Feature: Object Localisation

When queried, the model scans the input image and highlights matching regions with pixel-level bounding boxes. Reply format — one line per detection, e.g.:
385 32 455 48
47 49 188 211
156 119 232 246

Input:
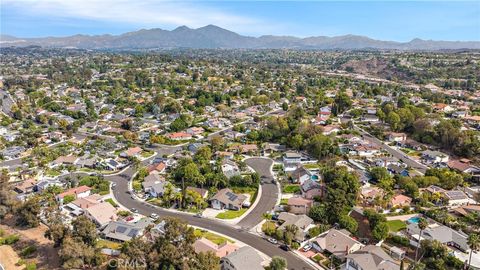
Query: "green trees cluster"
413 118 480 158
257 106 339 160
170 114 193 132
0 170 17 218
16 196 41 228
45 215 103 268
78 175 110 195
119 217 220 270
363 209 389 241
308 166 359 233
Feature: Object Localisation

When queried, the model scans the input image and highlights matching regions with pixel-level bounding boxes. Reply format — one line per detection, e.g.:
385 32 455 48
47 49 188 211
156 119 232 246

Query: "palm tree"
468 233 480 269
414 218 428 265
173 192 183 209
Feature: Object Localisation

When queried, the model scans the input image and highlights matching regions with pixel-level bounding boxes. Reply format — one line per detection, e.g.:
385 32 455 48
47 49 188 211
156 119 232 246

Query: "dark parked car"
279 245 290 251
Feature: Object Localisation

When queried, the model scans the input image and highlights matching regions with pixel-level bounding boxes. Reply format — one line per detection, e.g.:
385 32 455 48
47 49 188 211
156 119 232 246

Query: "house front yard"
216 208 247 219
193 229 234 245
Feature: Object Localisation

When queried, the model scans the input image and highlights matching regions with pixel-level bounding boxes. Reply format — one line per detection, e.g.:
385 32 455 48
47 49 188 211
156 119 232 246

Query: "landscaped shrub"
20 245 37 257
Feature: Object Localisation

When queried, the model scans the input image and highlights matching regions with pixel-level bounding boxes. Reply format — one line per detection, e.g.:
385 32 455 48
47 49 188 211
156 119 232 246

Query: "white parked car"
267 238 278 245
302 244 312 252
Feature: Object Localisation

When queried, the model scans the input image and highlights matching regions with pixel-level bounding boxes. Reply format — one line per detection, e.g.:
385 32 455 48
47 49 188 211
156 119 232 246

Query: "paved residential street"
237 158 279 229
354 125 428 174
105 168 315 270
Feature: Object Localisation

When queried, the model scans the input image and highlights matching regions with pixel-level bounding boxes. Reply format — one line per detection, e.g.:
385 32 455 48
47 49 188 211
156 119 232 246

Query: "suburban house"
52 155 78 166
346 245 400 270
444 190 470 206
121 146 142 158
389 194 412 208
352 144 380 157
421 150 449 164
147 162 166 174
386 132 407 143
84 202 117 228
210 188 248 211
277 212 314 242
221 160 241 179
238 144 258 154
287 196 314 215
263 143 286 155
193 237 238 258
62 194 103 217
301 179 325 200
102 218 152 242
101 159 125 171
322 125 341 135
14 178 37 195
220 246 266 270
56 185 92 205
312 229 364 260
451 205 480 217
143 176 169 198
186 127 205 136
448 159 480 178
283 151 303 172
166 132 192 141
406 221 469 252
290 166 313 184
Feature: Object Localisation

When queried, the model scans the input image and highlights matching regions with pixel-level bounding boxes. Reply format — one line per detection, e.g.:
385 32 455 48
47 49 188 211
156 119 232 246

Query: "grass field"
282 184 300 194
216 208 247 219
387 220 407 232
194 229 234 245
105 198 118 207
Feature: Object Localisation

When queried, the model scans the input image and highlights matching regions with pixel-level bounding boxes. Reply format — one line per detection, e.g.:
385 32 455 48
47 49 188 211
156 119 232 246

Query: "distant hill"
2 25 479 50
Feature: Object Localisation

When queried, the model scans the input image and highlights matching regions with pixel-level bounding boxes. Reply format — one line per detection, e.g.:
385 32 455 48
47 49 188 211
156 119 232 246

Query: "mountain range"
1 25 479 50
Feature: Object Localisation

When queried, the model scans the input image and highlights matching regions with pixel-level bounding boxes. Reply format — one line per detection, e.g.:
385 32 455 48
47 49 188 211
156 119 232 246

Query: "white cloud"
3 0 273 35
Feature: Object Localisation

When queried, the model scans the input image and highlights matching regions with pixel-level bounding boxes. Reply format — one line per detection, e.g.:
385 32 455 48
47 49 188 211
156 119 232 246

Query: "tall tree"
468 233 480 269
269 256 287 270
415 218 428 265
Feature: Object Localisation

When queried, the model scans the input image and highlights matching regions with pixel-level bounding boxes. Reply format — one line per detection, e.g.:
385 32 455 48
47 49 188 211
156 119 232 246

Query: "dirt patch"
1 215 61 269
0 245 23 270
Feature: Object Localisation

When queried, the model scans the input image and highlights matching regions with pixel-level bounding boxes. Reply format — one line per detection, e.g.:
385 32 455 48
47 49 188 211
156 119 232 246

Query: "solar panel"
127 229 139 237
226 192 237 201
116 226 127 233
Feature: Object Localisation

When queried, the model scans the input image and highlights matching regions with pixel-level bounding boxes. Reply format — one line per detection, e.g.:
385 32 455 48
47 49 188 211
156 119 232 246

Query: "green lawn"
280 198 289 205
387 220 407 232
141 150 154 158
132 180 142 191
45 168 61 176
216 208 247 219
105 198 118 207
194 229 234 245
303 163 320 170
282 184 300 194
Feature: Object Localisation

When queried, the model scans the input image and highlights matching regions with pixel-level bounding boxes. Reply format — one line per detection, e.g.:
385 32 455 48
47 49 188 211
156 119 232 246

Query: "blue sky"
2 1 479 41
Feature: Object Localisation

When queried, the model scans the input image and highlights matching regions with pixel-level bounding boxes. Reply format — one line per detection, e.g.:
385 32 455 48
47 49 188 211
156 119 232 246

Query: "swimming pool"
408 217 420 224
